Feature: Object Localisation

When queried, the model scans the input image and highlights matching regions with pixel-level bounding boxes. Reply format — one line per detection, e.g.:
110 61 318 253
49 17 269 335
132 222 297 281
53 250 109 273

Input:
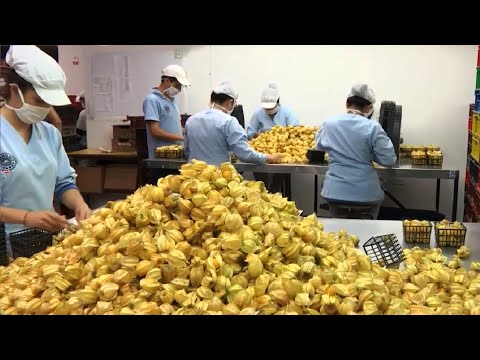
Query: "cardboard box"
104 164 138 191
75 166 105 194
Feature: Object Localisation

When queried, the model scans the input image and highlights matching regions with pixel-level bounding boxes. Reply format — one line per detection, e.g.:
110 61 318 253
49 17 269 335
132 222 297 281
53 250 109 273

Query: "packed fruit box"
155 145 184 159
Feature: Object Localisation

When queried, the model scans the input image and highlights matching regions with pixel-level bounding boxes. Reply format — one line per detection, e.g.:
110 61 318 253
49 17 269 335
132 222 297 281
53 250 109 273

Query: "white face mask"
365 107 374 118
266 106 278 115
163 86 180 98
211 102 235 115
4 84 51 125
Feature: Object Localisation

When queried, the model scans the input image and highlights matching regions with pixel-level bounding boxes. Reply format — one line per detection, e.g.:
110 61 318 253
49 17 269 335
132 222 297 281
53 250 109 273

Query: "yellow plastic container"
473 112 480 137
471 135 480 162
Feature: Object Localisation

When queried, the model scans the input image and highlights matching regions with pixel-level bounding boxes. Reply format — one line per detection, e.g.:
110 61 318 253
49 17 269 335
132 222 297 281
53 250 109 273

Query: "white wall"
58 45 87 96
59 45 477 220
183 45 212 113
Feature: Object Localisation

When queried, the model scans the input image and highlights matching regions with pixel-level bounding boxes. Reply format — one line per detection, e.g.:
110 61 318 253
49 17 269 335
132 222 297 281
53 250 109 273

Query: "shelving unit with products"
464 46 480 222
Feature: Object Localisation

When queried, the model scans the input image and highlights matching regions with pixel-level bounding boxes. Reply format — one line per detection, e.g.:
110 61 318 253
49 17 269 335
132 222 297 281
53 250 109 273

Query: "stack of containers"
476 45 480 111
464 46 480 223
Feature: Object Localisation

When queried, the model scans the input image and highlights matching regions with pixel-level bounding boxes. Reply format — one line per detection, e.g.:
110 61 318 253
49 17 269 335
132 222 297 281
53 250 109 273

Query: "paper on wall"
114 55 133 101
92 75 113 113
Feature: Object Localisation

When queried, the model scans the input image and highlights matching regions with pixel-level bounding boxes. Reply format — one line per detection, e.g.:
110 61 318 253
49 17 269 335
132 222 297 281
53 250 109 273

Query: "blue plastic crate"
475 90 480 112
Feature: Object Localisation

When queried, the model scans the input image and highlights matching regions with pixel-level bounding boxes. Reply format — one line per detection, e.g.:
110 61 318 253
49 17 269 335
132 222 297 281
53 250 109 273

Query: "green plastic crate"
477 67 480 89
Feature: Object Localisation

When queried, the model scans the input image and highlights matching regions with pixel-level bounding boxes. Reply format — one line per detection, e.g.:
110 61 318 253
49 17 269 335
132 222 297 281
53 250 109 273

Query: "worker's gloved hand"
266 154 283 164
24 211 69 233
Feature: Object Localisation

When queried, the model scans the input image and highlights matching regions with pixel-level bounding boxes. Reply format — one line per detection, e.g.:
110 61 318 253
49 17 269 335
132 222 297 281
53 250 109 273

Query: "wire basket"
427 154 443 166
363 234 406 268
411 154 427 165
402 220 432 244
9 228 56 259
154 146 184 159
400 145 413 158
434 222 467 247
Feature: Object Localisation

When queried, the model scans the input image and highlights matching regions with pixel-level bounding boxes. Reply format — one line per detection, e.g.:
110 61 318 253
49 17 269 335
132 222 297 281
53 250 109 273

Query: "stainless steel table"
144 158 460 220
319 218 479 267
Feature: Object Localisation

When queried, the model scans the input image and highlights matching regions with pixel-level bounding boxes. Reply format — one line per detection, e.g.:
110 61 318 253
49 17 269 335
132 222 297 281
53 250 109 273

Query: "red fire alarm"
73 56 79 65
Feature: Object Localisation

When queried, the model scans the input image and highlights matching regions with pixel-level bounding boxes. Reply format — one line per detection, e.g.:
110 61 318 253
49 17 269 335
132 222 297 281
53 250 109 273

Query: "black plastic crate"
9 228 55 259
0 257 8 266
0 226 8 266
434 222 467 247
307 149 326 164
402 220 432 244
0 249 8 266
363 234 406 268
391 105 402 165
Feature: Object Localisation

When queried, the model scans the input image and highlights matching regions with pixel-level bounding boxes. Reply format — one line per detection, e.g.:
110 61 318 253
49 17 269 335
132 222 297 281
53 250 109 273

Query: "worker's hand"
75 202 92 223
266 154 283 164
176 135 184 142
24 211 69 233
253 132 261 139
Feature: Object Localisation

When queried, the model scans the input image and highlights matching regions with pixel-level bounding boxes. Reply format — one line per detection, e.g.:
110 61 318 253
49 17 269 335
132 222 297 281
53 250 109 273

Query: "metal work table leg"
285 174 292 201
453 176 459 221
436 179 441 213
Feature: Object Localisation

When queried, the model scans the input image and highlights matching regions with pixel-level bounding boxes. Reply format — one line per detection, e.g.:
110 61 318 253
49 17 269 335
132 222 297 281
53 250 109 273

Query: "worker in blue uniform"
184 81 282 166
247 82 299 196
143 64 190 183
315 83 396 219
0 45 91 255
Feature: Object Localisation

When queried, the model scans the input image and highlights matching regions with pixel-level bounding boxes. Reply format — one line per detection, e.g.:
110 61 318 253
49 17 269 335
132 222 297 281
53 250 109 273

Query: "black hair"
0 45 10 61
2 68 34 100
346 95 371 109
161 76 178 83
210 91 234 104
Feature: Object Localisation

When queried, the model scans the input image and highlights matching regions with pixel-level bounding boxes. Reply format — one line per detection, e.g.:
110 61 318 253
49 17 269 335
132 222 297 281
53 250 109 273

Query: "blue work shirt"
143 88 182 159
0 116 78 234
316 113 396 203
246 105 299 139
184 108 267 167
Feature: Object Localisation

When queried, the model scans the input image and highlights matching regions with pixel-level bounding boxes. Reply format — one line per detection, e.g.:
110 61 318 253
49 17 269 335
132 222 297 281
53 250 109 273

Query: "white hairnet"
348 83 376 104
162 64 191 86
212 81 238 101
6 45 70 106
261 82 280 109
